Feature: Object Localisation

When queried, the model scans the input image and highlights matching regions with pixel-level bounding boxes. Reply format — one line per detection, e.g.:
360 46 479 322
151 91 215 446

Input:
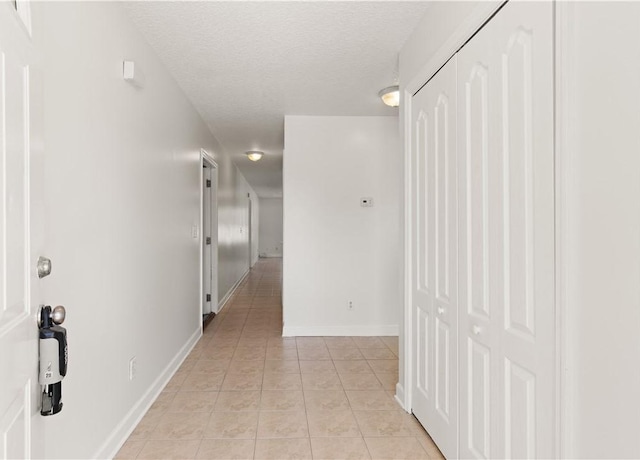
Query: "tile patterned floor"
116 259 444 459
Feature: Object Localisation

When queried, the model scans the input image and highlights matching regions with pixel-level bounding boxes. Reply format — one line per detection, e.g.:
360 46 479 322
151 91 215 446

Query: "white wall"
559 3 640 457
259 198 283 257
217 162 259 305
40 3 256 458
283 116 402 336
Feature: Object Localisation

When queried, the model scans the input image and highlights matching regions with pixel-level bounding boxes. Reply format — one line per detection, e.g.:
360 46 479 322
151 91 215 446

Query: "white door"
411 55 458 459
209 165 218 312
0 2 46 458
202 159 219 315
457 2 554 458
247 197 252 270
202 163 213 315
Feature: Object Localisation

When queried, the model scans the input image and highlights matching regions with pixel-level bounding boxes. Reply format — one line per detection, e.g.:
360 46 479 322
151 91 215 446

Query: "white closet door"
457 2 554 458
411 56 458 460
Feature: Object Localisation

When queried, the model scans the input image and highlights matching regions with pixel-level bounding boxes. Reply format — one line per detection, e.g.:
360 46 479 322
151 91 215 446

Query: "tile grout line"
118 260 417 460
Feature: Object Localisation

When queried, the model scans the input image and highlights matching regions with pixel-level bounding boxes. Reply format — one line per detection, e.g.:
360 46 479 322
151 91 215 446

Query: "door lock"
38 305 67 416
37 256 52 278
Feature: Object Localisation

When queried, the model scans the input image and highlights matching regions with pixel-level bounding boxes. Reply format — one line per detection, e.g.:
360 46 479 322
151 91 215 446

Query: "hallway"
115 259 442 459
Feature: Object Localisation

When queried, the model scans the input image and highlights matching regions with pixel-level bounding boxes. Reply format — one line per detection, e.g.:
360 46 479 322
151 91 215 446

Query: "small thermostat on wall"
360 197 373 207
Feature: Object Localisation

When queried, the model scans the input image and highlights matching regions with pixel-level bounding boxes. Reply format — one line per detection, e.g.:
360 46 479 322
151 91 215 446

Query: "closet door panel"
434 89 455 425
458 2 554 459
502 8 555 459
411 55 458 460
412 102 434 417
458 57 494 460
501 20 539 460
495 3 555 458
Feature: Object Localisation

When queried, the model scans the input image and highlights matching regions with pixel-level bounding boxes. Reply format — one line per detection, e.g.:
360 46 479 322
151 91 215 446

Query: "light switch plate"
123 61 135 80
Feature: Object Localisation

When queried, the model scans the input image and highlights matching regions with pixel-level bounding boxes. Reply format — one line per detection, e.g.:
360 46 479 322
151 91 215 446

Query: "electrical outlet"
348 301 354 310
129 356 137 381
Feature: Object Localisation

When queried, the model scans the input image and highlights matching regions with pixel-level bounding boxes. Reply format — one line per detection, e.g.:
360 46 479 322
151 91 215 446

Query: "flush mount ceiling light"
246 151 264 162
378 85 400 107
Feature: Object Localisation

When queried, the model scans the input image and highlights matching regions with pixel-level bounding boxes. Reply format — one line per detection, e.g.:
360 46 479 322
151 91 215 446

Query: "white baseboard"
282 324 399 337
216 269 250 313
395 382 409 412
95 328 201 460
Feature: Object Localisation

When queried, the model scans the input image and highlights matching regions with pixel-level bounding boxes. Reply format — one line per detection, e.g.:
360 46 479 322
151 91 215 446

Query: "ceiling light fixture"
378 85 400 107
246 151 264 162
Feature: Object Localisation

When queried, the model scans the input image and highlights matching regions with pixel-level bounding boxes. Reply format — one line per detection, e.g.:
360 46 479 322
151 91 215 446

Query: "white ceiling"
123 1 431 198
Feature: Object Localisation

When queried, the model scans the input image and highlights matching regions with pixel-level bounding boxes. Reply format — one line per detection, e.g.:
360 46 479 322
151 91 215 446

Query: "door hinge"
206 179 211 188
206 294 211 302
206 237 211 245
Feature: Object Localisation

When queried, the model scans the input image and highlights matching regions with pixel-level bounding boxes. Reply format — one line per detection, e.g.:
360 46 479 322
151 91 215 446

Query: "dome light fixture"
378 85 400 107
246 151 264 162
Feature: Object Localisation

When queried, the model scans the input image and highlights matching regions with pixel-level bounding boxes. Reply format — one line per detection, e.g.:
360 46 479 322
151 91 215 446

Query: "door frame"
200 150 218 321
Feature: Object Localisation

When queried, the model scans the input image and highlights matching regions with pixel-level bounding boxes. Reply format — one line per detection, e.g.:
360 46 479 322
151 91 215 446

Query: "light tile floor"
116 259 444 459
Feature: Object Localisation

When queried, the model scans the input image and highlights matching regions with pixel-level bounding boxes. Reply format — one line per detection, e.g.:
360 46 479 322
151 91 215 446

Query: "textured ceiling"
123 1 431 197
